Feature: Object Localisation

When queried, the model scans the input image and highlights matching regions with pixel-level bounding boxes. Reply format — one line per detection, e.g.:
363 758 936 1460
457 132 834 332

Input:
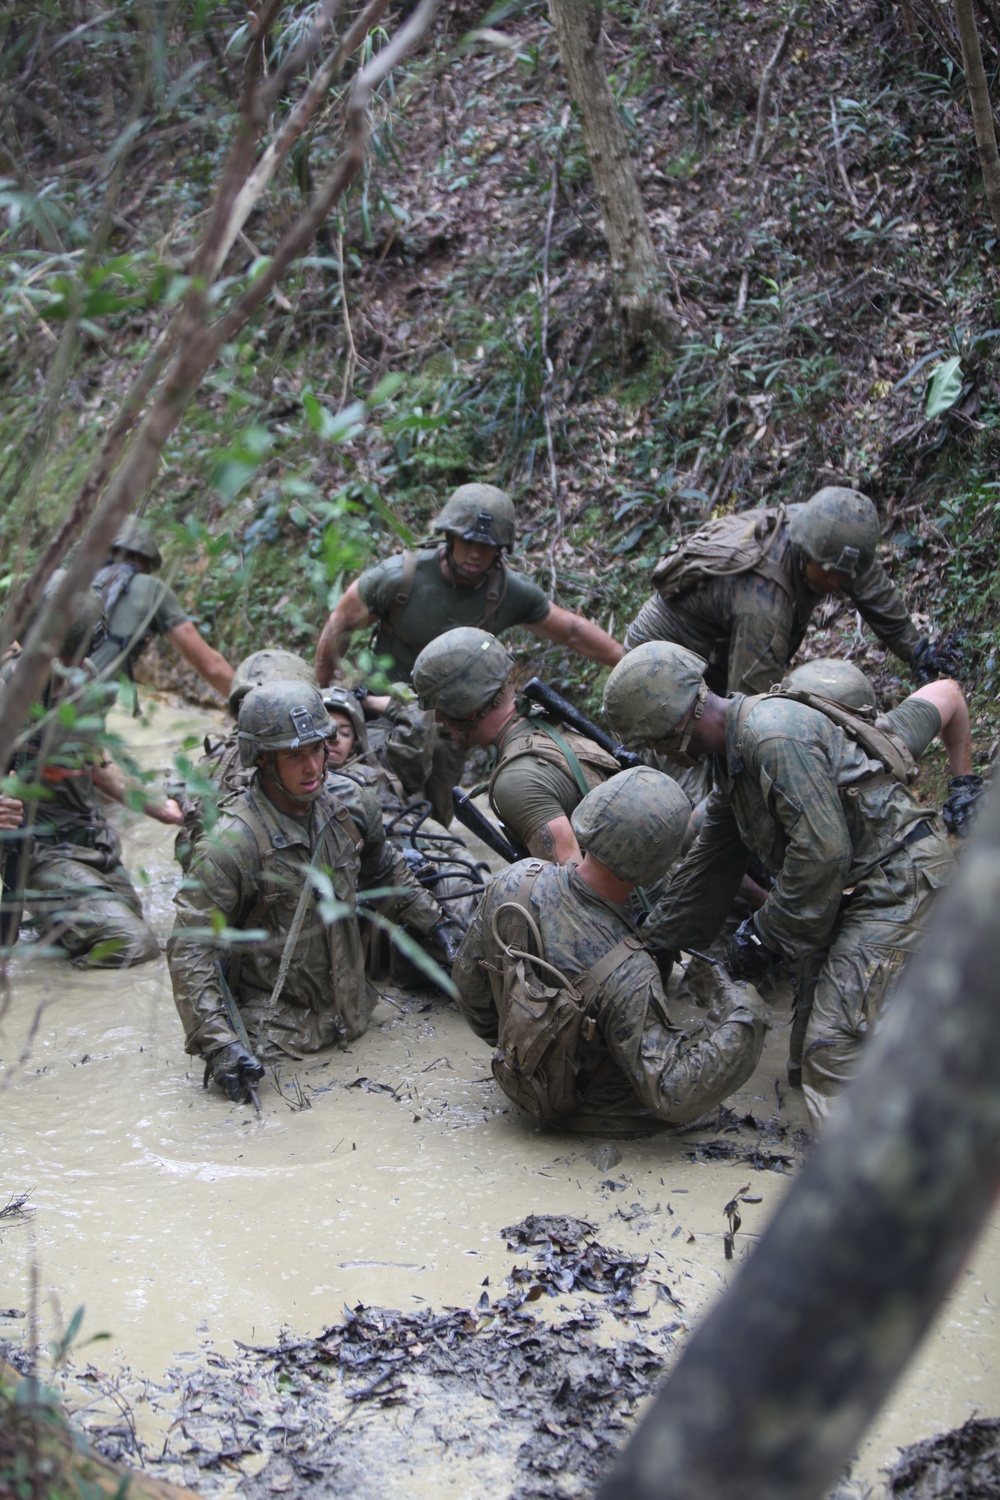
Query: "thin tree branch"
748 18 795 168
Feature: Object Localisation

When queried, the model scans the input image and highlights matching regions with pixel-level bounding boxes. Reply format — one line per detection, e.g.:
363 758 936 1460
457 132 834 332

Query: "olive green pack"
651 506 790 601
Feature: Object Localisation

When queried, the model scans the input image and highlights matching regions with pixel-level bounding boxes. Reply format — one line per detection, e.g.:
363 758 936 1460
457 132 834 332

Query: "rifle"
521 678 643 769
452 787 527 865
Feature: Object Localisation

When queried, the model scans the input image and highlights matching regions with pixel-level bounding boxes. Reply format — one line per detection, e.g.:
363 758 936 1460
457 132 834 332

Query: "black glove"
910 636 944 686
205 1041 264 1103
724 917 777 984
941 773 987 838
428 919 463 967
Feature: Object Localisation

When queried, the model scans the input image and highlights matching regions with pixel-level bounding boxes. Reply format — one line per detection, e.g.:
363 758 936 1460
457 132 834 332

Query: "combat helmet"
412 627 514 719
237 682 330 768
322 685 369 756
602 642 709 751
788 487 880 579
112 517 163 571
572 766 690 885
229 649 315 716
784 657 877 716
434 484 516 550
42 569 106 660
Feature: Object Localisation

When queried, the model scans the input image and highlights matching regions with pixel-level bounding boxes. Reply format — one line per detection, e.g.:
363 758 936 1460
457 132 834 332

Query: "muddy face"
1 697 996 1495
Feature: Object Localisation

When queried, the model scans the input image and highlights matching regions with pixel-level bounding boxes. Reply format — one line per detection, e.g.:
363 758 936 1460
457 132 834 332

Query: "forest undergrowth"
1 0 999 763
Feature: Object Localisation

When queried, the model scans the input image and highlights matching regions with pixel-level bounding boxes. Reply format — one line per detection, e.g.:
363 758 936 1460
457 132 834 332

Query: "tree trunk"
955 0 1000 238
547 0 679 367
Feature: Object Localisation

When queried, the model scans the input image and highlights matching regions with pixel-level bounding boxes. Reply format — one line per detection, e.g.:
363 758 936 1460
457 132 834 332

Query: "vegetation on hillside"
1 0 998 745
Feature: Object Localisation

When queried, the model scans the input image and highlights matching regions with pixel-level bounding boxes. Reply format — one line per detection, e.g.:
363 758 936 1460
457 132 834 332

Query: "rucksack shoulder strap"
479 556 509 633
575 934 645 1006
386 551 420 628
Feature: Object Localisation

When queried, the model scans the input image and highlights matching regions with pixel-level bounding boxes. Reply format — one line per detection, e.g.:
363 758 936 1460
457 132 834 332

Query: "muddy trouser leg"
788 953 824 1089
29 853 160 968
426 732 468 829
800 834 952 1134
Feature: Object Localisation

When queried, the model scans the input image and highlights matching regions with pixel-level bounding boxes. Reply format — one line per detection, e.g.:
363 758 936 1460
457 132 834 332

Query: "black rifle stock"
521 678 643 769
451 788 526 865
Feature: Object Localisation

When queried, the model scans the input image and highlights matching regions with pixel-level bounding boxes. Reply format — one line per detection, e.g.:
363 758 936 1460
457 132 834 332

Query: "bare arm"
92 759 184 825
526 604 623 667
315 580 377 687
911 679 973 775
167 622 234 698
526 815 583 865
0 793 23 830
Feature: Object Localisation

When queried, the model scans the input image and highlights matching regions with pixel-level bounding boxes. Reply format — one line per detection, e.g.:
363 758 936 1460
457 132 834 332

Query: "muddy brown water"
1 697 997 1495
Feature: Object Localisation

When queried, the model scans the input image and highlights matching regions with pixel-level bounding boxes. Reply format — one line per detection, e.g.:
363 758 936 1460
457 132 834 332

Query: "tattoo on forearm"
528 824 556 860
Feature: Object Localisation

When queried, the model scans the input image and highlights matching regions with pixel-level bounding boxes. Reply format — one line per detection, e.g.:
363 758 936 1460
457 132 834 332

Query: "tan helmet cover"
433 484 516 549
783 657 877 714
602 641 708 748
572 765 691 884
789 487 880 578
112 516 163 570
412 627 514 718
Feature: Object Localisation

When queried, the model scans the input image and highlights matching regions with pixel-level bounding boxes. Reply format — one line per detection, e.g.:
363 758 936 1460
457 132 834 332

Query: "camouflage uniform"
625 503 920 696
454 860 763 1130
643 693 953 1128
0 655 158 967
167 772 442 1060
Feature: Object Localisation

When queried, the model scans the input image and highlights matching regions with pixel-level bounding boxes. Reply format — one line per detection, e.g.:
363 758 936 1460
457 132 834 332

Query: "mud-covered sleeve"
350 782 442 933
598 956 765 1123
727 578 796 694
849 558 921 661
744 728 853 960
166 823 252 1057
642 791 750 953
452 896 500 1042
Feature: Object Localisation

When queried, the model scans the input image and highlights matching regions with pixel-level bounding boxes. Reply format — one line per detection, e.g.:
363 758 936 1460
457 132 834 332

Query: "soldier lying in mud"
168 682 461 1105
452 767 767 1132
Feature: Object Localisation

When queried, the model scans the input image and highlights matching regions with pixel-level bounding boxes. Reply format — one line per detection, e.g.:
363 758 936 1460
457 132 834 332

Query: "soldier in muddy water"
452 765 767 1132
167 681 462 1105
412 626 626 865
625 487 949 802
0 576 183 967
602 641 955 1134
314 483 622 825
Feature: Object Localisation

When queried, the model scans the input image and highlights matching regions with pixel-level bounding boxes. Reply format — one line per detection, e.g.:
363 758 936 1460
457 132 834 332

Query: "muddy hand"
205 1041 265 1107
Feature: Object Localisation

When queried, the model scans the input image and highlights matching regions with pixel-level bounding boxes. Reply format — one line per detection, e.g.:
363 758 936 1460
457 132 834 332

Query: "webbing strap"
525 717 593 800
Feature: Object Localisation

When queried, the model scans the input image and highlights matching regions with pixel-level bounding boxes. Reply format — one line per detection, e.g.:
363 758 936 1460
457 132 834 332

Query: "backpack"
487 714 620 806
651 506 791 602
737 688 919 789
490 862 643 1123
92 560 142 674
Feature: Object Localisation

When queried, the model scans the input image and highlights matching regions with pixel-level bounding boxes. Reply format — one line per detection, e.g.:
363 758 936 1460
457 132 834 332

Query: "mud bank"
1 697 997 1496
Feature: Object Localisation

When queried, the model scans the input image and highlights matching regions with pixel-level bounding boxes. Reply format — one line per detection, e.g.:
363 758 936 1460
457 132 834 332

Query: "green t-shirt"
881 696 941 760
357 548 551 678
91 570 189 676
491 755 583 847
